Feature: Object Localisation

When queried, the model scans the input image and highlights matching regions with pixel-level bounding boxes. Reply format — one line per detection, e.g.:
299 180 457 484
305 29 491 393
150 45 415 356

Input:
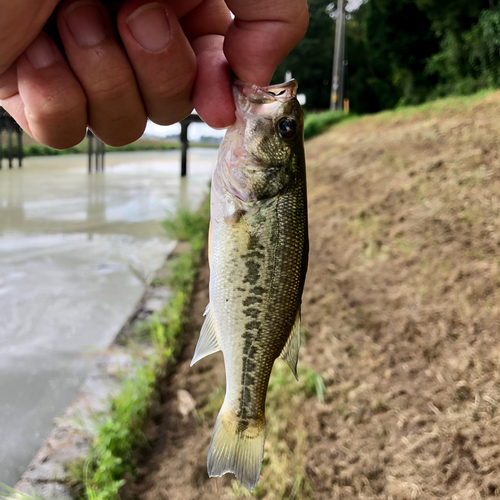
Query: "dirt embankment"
122 92 500 499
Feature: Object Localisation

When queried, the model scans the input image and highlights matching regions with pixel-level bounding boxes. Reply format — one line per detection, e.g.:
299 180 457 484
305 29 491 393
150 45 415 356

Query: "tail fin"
207 406 266 491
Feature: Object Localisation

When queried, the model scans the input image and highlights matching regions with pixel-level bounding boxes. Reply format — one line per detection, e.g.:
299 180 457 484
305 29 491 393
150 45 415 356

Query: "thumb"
0 0 60 74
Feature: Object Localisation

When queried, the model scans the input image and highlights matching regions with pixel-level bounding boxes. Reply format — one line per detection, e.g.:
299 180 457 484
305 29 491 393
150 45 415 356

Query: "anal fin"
191 303 220 366
279 309 301 380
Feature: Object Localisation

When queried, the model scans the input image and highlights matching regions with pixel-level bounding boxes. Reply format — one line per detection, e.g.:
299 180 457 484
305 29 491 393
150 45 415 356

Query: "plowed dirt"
121 92 500 499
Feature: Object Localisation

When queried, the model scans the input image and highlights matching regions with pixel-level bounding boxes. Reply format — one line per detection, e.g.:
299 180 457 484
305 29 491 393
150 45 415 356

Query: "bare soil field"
121 91 500 499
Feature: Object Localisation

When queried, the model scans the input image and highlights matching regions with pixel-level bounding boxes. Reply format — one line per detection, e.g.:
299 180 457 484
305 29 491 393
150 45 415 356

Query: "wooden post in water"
0 114 3 170
7 118 13 169
180 120 188 177
88 130 94 173
16 123 23 167
99 138 105 171
87 130 105 173
0 108 24 169
179 114 204 177
97 140 100 171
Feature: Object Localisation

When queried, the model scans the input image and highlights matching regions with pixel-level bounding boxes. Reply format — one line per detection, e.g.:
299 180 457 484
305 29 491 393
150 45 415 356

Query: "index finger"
223 0 308 86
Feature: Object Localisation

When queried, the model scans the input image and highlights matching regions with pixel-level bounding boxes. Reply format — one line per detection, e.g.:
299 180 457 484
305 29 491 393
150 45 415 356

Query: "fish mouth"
233 79 298 105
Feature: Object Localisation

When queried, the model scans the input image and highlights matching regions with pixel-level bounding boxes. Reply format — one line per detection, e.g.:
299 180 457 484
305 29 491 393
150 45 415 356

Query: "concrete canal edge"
12 244 182 500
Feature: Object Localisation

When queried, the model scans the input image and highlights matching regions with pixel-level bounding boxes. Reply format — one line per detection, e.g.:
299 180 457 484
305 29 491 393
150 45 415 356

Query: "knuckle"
86 74 133 102
150 65 195 103
28 91 86 126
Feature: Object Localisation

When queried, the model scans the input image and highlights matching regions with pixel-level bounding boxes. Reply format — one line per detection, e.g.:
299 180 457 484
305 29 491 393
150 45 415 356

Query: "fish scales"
190 79 308 491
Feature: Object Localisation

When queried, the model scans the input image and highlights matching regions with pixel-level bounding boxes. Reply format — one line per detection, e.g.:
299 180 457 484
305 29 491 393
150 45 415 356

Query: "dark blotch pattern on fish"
237 232 271 427
244 307 260 319
243 296 263 306
243 260 261 285
245 320 261 331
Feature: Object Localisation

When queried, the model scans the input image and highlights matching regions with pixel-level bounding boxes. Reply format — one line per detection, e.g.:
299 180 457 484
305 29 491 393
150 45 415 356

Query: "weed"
72 205 209 500
163 208 209 244
200 386 225 421
304 110 358 139
199 362 324 500
0 484 46 500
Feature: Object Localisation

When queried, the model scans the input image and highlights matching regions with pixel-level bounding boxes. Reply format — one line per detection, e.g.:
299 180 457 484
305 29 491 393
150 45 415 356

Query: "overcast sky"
346 0 365 10
144 120 225 141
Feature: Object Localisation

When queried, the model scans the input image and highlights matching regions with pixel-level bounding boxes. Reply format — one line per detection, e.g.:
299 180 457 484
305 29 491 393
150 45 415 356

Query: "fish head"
216 79 304 204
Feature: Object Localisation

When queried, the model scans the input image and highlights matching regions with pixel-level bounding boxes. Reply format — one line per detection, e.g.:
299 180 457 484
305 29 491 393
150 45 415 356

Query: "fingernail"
25 35 59 69
65 0 106 47
126 3 171 52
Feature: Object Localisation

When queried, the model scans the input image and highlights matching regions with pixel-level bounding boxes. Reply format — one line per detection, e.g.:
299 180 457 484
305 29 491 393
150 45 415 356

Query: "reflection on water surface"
0 149 215 486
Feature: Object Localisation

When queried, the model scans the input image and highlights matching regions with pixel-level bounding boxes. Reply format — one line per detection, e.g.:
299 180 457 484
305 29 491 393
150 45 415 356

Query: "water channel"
0 149 216 486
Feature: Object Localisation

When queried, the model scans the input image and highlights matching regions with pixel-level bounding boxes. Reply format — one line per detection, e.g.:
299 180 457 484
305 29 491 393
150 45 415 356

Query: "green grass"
200 362 325 500
370 88 497 124
303 88 499 141
0 141 180 159
13 139 219 158
0 484 46 500
72 204 209 500
230 363 325 499
304 110 358 139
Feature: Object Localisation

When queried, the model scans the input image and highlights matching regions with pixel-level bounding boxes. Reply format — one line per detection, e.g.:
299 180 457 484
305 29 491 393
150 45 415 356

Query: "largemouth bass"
191 79 308 491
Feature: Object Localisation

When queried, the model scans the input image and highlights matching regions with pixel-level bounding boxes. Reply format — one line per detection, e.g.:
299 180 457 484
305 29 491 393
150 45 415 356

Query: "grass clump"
82 364 157 500
75 205 209 500
304 110 358 139
1 140 180 159
200 362 325 500
0 484 46 500
230 362 325 499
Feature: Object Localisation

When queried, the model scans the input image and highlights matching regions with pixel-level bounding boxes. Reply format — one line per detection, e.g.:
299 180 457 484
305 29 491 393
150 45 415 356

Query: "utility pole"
330 0 346 111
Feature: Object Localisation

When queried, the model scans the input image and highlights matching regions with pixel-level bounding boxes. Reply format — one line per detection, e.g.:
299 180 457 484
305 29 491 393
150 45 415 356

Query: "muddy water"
0 149 216 486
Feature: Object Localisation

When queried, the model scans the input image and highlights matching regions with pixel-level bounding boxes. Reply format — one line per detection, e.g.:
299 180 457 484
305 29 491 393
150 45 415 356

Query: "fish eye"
276 117 297 139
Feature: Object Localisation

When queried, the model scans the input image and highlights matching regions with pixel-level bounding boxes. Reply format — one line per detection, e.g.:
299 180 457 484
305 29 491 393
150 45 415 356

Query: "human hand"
0 0 308 149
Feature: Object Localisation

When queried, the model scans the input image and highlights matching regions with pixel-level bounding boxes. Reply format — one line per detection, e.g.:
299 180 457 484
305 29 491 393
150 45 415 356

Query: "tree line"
273 0 500 113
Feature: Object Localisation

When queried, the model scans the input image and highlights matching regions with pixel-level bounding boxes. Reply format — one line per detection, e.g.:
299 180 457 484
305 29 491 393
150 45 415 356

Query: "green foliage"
274 0 500 114
1 141 179 159
0 484 46 500
162 208 209 246
426 8 500 97
266 363 326 408
304 110 357 139
202 363 325 500
272 0 336 109
105 143 178 153
83 363 156 500
76 205 210 500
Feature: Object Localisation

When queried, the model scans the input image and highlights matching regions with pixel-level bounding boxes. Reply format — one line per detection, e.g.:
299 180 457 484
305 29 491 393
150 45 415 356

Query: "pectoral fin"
279 309 301 380
191 304 220 366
